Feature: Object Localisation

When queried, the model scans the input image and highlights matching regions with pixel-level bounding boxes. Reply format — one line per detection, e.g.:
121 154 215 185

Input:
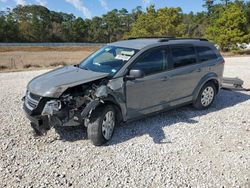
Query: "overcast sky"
0 0 214 18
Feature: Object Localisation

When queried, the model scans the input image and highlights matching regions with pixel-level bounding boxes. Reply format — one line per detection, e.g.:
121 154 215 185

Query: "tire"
193 82 216 110
31 119 50 136
87 105 116 146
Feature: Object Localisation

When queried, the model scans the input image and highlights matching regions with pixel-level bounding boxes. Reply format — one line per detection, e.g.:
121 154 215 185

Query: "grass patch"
49 62 67 67
232 49 250 55
23 64 42 69
221 49 250 56
0 46 100 52
0 65 9 70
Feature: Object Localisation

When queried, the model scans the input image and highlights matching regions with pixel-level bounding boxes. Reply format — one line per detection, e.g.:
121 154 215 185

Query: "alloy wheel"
101 111 115 140
201 86 214 107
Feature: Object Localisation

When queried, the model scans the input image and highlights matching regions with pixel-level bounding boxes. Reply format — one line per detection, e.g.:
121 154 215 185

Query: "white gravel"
0 57 250 187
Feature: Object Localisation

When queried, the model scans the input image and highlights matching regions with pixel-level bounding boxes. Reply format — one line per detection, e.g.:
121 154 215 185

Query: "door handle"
161 76 170 81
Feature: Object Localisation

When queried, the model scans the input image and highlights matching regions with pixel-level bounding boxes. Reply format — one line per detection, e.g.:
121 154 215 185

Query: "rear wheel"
87 105 116 146
193 82 216 110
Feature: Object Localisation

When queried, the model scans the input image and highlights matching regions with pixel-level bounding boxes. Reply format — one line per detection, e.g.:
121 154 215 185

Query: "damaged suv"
23 37 224 146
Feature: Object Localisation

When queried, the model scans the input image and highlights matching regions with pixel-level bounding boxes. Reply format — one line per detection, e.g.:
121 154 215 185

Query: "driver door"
125 47 170 118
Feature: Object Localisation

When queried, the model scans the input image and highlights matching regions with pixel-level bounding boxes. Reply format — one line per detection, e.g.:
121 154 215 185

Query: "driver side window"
132 48 166 76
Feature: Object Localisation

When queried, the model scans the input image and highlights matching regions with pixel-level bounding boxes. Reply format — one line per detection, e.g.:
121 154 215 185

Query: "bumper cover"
23 96 101 127
23 103 45 126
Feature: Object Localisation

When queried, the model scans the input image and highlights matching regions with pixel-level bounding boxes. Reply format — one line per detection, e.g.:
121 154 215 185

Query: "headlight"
42 100 61 116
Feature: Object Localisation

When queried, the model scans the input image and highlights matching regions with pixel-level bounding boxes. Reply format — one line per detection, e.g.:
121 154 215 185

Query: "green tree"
118 8 132 35
12 5 51 42
72 17 87 42
103 9 120 42
244 1 250 33
183 12 208 38
128 5 184 38
0 9 19 42
220 0 231 5
59 13 75 42
87 16 106 42
131 6 143 20
0 2 250 47
203 0 214 15
101 8 132 42
0 12 7 42
206 2 250 51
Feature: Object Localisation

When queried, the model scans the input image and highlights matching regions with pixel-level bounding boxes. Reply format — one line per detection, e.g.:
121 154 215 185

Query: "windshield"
79 46 138 75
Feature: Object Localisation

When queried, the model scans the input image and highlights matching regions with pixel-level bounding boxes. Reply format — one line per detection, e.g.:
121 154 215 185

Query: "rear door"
196 45 222 75
164 45 205 103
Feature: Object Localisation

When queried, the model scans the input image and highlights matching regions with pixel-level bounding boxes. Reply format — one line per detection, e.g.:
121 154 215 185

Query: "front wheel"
87 105 116 146
193 82 216 110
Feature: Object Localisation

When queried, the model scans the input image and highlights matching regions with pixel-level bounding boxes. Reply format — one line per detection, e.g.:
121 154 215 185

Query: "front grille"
29 92 41 101
25 91 41 111
27 100 37 109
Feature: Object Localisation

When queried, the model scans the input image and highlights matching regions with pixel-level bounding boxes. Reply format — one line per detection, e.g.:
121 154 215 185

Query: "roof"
109 39 160 50
109 38 211 50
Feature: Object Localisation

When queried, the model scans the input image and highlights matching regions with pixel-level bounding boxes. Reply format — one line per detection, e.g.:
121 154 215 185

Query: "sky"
0 0 210 19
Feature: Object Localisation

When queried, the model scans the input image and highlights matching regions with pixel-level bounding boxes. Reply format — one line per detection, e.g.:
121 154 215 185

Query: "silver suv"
23 37 224 146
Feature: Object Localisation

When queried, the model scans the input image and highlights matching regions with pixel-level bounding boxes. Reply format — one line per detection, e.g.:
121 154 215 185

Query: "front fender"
95 78 127 121
102 94 126 122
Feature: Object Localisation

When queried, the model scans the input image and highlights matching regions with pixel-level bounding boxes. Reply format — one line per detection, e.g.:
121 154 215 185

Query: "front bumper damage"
22 90 103 135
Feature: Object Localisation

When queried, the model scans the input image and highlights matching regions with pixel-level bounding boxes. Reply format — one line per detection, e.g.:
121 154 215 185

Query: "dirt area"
0 57 249 187
0 46 99 71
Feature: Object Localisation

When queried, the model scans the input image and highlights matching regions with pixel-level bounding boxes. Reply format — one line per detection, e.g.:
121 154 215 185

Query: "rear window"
171 46 197 68
197 46 218 62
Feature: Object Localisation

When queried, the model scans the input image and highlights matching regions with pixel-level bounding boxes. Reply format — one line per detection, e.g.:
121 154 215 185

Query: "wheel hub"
201 86 214 107
102 111 115 140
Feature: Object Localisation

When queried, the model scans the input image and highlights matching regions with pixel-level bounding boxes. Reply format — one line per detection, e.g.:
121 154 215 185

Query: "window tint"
197 46 218 62
132 49 166 75
172 46 197 68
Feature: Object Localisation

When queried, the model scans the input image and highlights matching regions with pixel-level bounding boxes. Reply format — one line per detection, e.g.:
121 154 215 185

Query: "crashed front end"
23 82 107 135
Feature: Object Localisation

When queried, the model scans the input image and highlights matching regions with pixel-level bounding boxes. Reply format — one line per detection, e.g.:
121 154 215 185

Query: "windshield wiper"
79 66 89 70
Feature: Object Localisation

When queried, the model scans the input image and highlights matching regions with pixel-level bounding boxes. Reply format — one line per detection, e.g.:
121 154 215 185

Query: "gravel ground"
0 57 250 187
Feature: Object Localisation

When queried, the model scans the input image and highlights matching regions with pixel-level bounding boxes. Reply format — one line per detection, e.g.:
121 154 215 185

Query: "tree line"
0 0 250 51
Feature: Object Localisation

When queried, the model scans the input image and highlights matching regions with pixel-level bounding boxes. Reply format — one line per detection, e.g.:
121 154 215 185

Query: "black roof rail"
158 38 208 42
126 36 208 42
127 36 175 40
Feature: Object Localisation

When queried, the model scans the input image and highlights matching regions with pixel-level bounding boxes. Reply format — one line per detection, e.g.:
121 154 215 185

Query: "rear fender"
193 73 219 101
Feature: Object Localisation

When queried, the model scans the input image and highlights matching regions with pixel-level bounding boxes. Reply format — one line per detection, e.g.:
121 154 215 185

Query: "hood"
27 65 109 98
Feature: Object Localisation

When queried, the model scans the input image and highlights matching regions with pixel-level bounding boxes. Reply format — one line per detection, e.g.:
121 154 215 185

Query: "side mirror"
125 69 144 80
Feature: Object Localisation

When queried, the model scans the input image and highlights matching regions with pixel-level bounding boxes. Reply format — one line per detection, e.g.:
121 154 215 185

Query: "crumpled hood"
27 66 109 98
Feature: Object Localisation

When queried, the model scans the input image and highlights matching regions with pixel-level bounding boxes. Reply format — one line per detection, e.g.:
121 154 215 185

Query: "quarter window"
171 46 197 68
197 46 218 62
132 49 166 76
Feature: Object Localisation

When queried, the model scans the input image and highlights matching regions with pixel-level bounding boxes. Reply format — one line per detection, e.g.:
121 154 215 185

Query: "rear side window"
197 46 218 62
171 46 197 68
132 49 166 76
